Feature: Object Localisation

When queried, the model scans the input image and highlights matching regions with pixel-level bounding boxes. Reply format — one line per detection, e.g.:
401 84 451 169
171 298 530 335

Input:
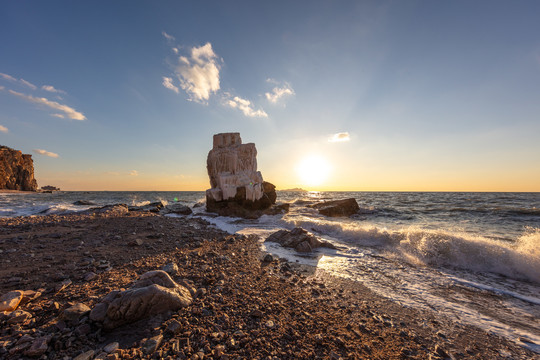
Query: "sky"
1 1 540 191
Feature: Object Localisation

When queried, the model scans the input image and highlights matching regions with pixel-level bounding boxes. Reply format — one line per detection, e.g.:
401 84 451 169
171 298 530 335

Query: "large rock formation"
0 146 38 191
206 133 278 218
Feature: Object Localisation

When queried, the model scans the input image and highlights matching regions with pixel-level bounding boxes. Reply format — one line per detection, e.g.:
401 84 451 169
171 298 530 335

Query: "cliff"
0 145 38 191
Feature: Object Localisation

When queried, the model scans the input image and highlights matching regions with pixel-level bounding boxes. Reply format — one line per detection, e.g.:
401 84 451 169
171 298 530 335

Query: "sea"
1 190 539 353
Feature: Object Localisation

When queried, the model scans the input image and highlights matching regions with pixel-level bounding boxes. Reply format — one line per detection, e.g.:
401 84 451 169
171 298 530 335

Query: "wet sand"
0 209 536 359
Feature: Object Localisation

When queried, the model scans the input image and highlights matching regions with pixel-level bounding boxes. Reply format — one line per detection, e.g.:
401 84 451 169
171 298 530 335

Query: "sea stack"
206 133 277 218
0 145 38 191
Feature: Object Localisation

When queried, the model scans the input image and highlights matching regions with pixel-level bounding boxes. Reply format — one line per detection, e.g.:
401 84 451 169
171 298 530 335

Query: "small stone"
7 310 32 324
162 262 179 275
62 303 91 324
0 290 24 312
250 310 263 318
143 334 163 354
195 288 207 299
84 272 98 281
435 345 449 358
265 320 275 328
75 323 92 336
128 238 144 246
73 349 95 360
103 342 119 353
24 336 51 357
263 254 274 262
166 320 182 335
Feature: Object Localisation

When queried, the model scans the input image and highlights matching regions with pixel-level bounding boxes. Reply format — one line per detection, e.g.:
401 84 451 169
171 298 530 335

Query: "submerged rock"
161 203 193 215
265 227 336 252
309 198 360 217
205 133 277 218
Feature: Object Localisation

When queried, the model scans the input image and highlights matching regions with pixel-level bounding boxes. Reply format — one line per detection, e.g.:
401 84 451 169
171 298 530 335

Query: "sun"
296 155 331 187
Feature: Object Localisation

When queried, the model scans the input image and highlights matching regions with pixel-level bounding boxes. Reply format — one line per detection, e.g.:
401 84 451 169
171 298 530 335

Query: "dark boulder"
265 227 336 253
310 198 360 217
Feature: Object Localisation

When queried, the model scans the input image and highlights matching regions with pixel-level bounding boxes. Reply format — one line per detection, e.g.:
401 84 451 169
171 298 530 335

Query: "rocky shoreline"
0 210 536 359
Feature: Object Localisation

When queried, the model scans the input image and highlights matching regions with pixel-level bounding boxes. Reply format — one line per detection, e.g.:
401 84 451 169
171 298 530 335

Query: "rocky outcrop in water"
265 227 337 252
205 133 278 218
0 145 38 191
309 198 360 217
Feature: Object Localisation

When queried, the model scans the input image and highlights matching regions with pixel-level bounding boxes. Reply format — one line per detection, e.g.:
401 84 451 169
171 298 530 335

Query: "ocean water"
1 190 539 353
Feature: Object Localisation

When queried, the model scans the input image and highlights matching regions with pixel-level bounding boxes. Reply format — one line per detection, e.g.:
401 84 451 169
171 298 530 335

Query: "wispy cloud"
33 149 59 158
129 170 139 176
224 94 268 118
0 73 17 82
8 90 86 120
162 76 179 93
50 113 65 118
20 79 37 90
0 125 8 133
173 43 221 103
329 132 351 143
0 72 37 90
42 85 66 94
162 31 175 41
265 82 295 104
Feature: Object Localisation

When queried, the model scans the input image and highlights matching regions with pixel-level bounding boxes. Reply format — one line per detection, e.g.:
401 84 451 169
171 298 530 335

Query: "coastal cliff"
0 145 38 191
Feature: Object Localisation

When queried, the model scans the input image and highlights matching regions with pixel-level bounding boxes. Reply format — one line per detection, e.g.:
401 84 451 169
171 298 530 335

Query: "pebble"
103 342 119 353
162 262 179 275
0 290 24 312
73 349 95 360
143 334 163 354
61 303 91 324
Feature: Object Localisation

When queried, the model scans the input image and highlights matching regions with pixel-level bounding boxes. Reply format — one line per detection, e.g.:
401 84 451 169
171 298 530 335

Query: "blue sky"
1 1 539 191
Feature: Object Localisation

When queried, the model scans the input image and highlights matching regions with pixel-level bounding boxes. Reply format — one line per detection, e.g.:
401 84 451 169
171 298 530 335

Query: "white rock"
206 133 264 201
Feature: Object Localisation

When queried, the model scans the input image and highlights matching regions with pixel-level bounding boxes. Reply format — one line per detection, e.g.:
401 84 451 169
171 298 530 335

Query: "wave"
283 217 540 283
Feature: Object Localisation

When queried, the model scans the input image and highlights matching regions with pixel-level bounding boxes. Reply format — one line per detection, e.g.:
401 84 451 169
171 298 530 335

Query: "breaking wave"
284 217 540 283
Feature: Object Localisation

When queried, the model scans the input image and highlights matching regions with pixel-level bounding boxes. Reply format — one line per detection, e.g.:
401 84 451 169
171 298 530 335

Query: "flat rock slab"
0 290 23 312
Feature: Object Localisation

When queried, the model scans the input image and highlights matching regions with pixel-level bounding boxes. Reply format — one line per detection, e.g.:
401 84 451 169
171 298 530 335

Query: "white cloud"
173 43 221 103
0 73 17 82
0 73 37 90
42 85 66 94
33 149 59 158
129 170 139 176
8 90 86 120
329 132 351 143
50 113 65 118
225 94 268 118
172 47 179 54
265 83 295 104
162 31 175 41
0 85 4 91
0 125 8 133
20 79 37 90
162 76 179 93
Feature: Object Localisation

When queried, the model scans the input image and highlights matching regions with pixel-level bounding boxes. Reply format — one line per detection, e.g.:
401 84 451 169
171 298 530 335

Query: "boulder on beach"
128 201 165 213
161 202 193 215
205 133 280 218
309 198 360 217
90 270 192 330
265 227 336 253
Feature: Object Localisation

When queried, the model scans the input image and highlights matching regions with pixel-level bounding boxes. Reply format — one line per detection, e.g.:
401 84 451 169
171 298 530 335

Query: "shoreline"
0 210 536 359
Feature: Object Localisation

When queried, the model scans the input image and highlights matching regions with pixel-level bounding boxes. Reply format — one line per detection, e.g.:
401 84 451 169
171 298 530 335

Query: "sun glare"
296 155 331 187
